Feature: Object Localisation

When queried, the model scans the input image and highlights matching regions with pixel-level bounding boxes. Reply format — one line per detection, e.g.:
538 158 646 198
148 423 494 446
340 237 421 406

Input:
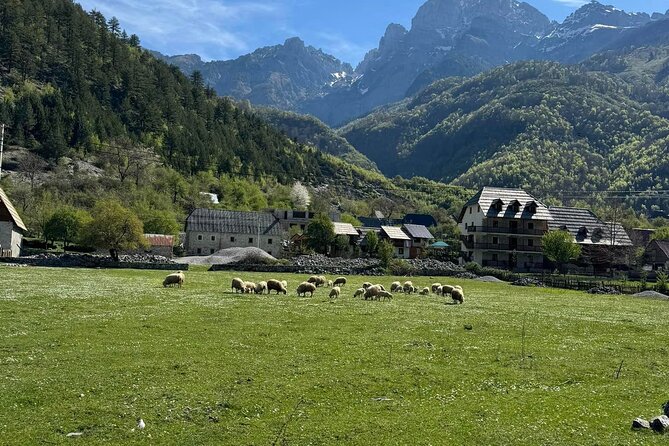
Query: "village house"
185 209 284 257
379 226 411 259
269 209 341 233
458 187 551 272
548 207 633 273
0 188 27 258
141 234 175 259
332 222 360 257
402 224 435 258
644 239 669 270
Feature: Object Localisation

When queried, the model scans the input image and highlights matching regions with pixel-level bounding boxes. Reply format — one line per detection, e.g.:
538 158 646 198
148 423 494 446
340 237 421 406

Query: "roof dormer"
509 200 521 213
491 199 504 213
577 227 589 238
525 201 538 214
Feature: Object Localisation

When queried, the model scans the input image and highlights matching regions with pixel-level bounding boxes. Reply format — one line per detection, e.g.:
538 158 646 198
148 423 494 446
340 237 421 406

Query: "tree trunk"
109 248 119 262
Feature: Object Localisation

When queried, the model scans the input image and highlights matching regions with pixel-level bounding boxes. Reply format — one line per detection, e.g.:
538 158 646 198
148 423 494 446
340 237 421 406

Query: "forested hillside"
0 0 468 240
340 60 669 200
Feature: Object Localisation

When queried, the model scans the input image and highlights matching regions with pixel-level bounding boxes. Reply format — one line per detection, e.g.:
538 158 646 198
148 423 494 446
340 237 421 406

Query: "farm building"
185 209 285 258
332 222 360 257
0 188 26 258
143 234 175 258
645 240 669 270
380 226 411 259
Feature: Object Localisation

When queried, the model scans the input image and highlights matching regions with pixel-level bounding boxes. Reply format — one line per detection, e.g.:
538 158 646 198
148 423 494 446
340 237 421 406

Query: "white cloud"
550 0 589 6
77 0 282 60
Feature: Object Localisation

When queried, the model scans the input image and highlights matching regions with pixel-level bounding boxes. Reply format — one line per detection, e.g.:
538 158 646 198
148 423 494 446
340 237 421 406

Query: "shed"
0 188 27 257
646 240 669 270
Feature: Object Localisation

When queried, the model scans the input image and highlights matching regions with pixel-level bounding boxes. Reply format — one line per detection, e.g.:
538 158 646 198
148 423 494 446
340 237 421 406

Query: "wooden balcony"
466 226 547 236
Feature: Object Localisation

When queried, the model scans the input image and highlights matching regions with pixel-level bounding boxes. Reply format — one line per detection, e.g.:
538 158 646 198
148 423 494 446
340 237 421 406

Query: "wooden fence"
536 275 652 295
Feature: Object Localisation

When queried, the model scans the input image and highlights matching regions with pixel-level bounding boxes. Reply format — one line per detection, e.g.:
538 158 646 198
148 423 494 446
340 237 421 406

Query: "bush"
389 259 416 276
657 272 668 294
465 262 482 275
377 240 394 268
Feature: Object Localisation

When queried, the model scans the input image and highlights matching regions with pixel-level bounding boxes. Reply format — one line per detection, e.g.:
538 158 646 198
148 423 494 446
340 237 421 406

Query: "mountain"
155 38 354 111
254 107 378 171
535 1 656 63
339 60 669 199
159 1 667 126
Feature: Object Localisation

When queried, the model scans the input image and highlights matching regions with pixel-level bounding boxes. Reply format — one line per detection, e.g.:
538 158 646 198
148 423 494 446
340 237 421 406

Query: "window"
478 205 481 212
465 223 468 229
492 237 499 245
268 251 272 256
268 239 273 244
528 223 534 230
197 248 202 254
399 248 404 255
469 207 472 214
249 237 254 244
211 235 216 241
492 253 498 261
210 248 215 254
197 234 203 241
528 239 534 247
492 220 499 228
414 238 420 243
230 236 235 242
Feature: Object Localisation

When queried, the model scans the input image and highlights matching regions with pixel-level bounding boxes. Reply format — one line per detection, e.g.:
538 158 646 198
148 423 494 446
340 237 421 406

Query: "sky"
75 0 669 65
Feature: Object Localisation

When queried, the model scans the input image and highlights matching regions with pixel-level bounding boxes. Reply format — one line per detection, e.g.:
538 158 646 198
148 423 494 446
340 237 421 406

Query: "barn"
0 188 27 257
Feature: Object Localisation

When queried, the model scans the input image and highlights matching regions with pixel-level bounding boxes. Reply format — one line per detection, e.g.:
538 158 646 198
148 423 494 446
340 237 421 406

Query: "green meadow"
0 266 668 445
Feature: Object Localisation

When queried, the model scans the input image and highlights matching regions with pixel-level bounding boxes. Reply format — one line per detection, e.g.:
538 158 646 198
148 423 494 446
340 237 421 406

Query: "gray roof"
381 226 411 241
548 207 633 246
0 188 27 231
186 209 283 236
649 240 669 259
403 224 434 240
460 187 552 222
333 222 359 236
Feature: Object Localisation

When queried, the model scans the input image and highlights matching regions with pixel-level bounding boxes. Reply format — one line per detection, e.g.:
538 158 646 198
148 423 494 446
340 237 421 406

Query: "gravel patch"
178 247 277 266
475 276 505 283
632 290 669 300
587 286 622 295
512 277 545 287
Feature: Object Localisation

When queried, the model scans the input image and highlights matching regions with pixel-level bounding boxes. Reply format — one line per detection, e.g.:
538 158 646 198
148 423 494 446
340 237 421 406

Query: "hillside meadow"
0 266 668 444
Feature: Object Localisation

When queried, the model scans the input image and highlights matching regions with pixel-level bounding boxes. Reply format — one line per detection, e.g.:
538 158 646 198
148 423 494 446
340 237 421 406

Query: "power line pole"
0 124 4 180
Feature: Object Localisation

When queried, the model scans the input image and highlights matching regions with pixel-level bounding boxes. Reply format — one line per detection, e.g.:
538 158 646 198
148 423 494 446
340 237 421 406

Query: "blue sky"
76 0 669 64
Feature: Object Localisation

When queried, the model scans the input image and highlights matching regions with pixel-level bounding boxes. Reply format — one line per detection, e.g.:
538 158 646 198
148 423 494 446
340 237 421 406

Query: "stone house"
185 209 284 258
0 188 26 258
403 224 434 258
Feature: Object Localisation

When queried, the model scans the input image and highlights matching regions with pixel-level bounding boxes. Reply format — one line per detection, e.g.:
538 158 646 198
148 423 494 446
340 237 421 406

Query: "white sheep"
231 277 245 293
377 290 393 301
329 286 341 299
297 282 317 297
390 281 402 292
353 288 365 298
419 287 430 296
403 281 414 293
267 279 287 295
244 282 256 294
451 287 464 304
362 282 373 289
255 281 268 295
431 283 442 293
163 271 185 288
364 285 382 300
441 284 455 296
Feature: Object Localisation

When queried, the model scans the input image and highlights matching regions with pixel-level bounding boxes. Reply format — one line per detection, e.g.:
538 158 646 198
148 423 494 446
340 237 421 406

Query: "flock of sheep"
163 271 465 303
163 270 465 304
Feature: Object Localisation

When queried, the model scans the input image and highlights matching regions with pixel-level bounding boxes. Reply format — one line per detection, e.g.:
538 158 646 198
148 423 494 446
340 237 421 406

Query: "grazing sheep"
329 286 341 299
353 288 365 299
377 290 393 301
254 281 268 295
403 281 414 293
364 285 382 300
266 279 287 295
297 282 317 297
244 282 256 294
441 285 455 296
390 281 402 292
431 283 442 293
163 271 185 288
333 277 347 287
451 287 464 304
376 284 386 291
436 286 443 296
280 280 288 289
307 275 327 287
231 277 245 293
362 282 373 289
327 280 333 287
420 287 430 296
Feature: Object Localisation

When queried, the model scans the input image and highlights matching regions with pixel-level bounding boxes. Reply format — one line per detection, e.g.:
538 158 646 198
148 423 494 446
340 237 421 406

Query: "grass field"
1 266 668 445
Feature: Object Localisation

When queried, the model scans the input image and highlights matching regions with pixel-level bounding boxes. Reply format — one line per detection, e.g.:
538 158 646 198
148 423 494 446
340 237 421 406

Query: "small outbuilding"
0 188 27 257
646 239 669 270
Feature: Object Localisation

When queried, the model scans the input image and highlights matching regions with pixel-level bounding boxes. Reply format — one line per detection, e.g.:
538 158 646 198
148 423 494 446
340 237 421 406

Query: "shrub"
657 272 668 294
465 262 482 275
389 259 416 276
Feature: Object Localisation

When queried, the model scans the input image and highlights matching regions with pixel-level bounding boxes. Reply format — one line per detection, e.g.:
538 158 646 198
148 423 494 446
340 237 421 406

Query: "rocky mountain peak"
283 36 306 52
379 23 408 53
562 1 651 29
